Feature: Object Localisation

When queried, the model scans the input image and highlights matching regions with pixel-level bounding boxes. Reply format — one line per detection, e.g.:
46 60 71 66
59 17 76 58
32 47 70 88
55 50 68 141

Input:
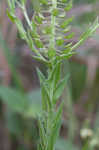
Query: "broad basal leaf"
0 86 42 117
0 86 28 114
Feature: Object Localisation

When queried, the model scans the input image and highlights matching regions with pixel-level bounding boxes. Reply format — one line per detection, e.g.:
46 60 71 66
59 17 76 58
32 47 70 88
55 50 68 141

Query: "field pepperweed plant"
7 0 99 150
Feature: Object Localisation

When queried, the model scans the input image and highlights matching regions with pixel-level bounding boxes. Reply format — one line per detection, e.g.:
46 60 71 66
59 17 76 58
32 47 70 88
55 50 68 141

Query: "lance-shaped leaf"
47 61 61 101
53 74 69 104
36 68 46 85
48 61 61 87
38 118 47 148
37 68 51 111
47 102 63 150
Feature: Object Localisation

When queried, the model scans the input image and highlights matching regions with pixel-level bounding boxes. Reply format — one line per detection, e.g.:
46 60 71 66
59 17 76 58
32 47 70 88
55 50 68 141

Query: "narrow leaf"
36 68 46 84
47 102 63 150
37 68 51 110
48 61 61 87
53 74 69 104
38 118 47 148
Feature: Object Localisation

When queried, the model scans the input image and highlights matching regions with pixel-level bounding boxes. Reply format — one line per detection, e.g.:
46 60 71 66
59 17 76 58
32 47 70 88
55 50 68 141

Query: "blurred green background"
0 0 99 150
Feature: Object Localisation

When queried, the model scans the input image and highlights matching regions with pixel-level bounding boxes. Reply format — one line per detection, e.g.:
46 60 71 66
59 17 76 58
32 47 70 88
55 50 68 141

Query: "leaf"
0 86 28 114
0 86 42 117
52 102 64 130
36 68 46 84
47 102 63 150
53 74 69 104
38 118 47 148
36 68 47 110
54 62 61 88
41 86 51 111
48 119 61 150
47 62 61 102
37 68 51 110
26 89 42 117
48 61 61 88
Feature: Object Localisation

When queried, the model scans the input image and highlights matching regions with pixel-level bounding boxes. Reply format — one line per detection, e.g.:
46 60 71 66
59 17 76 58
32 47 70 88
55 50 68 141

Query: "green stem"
71 23 99 51
23 7 32 30
50 0 57 49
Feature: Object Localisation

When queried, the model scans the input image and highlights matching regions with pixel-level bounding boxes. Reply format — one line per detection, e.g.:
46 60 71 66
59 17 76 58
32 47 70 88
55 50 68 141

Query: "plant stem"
71 23 99 51
50 0 57 49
